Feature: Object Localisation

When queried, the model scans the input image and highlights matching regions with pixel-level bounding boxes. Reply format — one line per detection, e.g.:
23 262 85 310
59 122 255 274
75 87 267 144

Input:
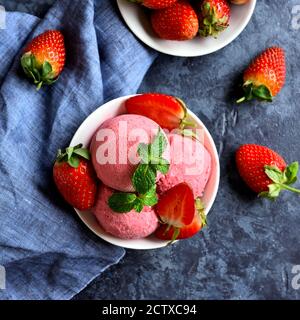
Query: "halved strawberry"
125 93 194 131
155 198 206 240
155 182 195 229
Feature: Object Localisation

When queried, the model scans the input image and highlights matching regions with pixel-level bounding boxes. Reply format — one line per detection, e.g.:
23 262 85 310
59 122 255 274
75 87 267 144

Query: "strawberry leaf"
264 165 285 184
260 162 300 200
42 61 52 78
284 162 298 185
68 155 79 168
73 148 90 160
252 85 273 102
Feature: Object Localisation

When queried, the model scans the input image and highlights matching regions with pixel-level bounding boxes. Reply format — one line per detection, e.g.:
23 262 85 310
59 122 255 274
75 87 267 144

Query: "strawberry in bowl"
117 0 257 57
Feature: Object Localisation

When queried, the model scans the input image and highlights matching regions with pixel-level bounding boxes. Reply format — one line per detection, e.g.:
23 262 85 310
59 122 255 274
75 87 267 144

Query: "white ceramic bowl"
70 95 220 249
117 0 256 57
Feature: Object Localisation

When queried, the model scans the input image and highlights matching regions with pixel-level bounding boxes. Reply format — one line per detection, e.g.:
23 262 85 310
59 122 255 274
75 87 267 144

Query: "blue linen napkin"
0 0 157 300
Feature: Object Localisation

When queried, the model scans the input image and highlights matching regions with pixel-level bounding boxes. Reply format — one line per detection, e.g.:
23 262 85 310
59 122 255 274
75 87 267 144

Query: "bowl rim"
116 0 257 57
70 95 220 249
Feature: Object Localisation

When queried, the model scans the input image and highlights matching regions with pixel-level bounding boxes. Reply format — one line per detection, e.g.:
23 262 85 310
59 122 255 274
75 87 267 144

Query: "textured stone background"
2 0 300 299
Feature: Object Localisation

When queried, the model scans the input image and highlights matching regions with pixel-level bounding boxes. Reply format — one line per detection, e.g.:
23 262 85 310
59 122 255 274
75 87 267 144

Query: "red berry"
21 30 66 89
198 0 231 38
236 144 286 194
53 145 98 211
125 93 190 131
151 1 199 41
237 47 286 103
134 0 178 9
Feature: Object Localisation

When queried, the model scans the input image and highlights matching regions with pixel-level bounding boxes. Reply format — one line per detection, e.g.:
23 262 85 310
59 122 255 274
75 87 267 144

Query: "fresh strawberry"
155 182 195 232
125 93 194 131
130 0 178 9
198 0 231 38
53 144 98 210
236 144 300 199
150 1 199 41
21 30 66 90
155 198 206 240
237 47 286 103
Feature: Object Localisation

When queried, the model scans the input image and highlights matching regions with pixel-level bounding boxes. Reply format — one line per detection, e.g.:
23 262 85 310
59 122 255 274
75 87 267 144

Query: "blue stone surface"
2 0 300 299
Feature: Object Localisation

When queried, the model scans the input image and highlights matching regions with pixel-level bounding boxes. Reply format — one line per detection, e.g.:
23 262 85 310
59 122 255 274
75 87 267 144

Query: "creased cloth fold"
0 0 157 299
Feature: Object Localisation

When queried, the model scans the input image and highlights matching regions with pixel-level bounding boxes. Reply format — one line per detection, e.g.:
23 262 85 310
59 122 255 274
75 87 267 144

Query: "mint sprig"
108 129 169 213
259 162 300 200
108 188 158 213
133 128 170 194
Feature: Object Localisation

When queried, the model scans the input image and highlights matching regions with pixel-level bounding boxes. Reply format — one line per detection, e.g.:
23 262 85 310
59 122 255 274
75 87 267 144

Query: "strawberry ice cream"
93 185 159 239
157 134 211 197
90 114 170 192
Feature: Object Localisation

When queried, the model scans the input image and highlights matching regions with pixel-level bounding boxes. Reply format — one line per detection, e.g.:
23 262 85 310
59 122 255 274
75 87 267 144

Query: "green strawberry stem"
180 119 196 128
199 2 228 38
237 81 273 103
175 97 196 129
259 162 300 199
278 184 300 194
56 144 90 168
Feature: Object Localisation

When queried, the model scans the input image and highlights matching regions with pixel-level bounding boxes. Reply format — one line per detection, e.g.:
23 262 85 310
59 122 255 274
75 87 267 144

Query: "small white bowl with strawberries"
117 0 256 57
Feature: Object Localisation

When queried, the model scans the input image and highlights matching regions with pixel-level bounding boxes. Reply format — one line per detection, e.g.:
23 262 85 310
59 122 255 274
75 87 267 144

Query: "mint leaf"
132 163 156 194
264 165 285 184
138 143 150 164
108 193 137 213
141 187 158 206
133 198 144 213
152 162 170 174
150 128 168 159
284 162 299 185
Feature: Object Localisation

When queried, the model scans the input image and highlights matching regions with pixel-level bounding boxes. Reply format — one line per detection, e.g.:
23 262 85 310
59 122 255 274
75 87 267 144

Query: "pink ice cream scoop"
93 185 159 239
90 114 170 192
157 133 211 198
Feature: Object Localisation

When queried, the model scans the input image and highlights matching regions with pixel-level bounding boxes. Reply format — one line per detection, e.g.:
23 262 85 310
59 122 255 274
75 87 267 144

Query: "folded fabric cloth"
0 0 157 300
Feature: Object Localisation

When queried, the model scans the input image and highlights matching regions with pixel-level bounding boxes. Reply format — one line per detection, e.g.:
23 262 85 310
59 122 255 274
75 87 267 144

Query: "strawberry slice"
125 93 194 131
156 182 195 229
155 198 206 240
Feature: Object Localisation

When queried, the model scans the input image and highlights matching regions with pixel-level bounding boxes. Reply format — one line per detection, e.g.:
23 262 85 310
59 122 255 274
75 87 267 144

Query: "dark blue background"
2 0 300 299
